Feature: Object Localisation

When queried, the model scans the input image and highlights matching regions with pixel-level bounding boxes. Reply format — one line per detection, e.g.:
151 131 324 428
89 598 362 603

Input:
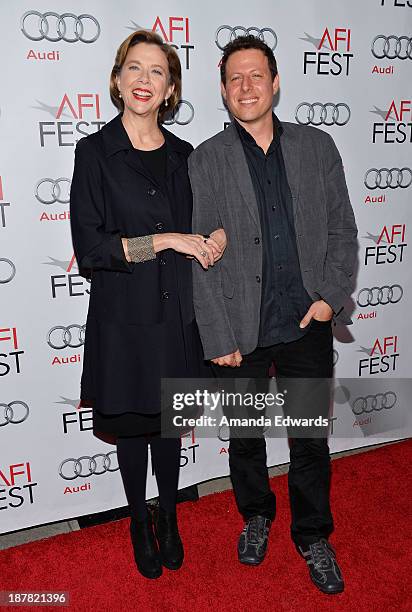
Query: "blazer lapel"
123 150 155 184
280 124 302 209
223 125 260 229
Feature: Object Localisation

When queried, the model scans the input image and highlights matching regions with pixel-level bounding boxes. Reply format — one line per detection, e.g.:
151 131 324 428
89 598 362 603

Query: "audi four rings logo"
372 35 412 59
357 285 403 307
218 424 230 442
35 178 71 205
0 259 16 284
295 103 351 126
47 325 86 350
163 100 194 126
59 452 119 480
333 350 339 366
352 392 397 416
215 26 278 50
21 11 100 43
364 168 412 189
0 402 30 426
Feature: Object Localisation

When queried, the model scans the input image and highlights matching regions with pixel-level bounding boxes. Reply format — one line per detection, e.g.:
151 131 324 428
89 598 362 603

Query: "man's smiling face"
221 48 279 126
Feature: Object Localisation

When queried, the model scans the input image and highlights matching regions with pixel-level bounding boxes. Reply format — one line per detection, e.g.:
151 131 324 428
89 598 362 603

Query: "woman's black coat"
70 114 198 415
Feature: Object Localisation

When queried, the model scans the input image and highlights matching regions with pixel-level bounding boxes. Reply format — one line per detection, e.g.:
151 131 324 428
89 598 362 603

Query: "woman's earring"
164 98 168 107
118 92 122 98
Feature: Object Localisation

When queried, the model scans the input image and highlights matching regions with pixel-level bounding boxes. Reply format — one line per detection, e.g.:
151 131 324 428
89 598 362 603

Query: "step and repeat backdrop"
1 0 411 533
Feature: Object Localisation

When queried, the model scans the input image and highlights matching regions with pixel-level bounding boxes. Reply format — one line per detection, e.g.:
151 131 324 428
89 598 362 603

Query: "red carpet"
2 441 411 612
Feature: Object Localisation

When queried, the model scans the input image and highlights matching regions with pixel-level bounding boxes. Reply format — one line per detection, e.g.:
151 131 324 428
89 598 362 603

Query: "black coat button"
155 222 164 231
161 290 169 300
256 275 261 283
159 257 166 266
148 187 157 196
254 237 260 245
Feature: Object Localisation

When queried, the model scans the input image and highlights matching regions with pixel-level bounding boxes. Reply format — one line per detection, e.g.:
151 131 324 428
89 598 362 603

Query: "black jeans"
212 319 334 547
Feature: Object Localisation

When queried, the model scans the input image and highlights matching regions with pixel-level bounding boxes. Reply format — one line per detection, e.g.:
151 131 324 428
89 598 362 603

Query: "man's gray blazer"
188 121 358 361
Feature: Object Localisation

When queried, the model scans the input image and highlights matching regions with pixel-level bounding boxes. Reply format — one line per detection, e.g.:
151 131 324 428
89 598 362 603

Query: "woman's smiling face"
116 42 174 120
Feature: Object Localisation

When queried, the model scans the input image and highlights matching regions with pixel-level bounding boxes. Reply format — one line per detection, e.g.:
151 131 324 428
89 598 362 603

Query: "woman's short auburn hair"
110 30 182 122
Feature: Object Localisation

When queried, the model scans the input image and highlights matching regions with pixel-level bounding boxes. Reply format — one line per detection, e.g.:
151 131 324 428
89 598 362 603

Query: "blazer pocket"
222 267 235 299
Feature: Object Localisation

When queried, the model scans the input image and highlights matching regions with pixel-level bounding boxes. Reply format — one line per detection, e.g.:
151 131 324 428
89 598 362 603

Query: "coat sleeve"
188 149 238 360
70 137 132 273
314 133 358 316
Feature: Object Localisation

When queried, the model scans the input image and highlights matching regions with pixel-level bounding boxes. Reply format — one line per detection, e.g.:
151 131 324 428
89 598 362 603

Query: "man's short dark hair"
220 35 278 85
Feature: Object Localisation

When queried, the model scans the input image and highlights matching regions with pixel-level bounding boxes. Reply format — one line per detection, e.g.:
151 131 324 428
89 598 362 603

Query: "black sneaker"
238 515 271 565
298 538 344 594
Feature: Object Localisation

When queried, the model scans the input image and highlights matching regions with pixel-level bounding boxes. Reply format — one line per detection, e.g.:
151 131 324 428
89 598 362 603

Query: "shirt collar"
234 112 283 151
102 113 188 157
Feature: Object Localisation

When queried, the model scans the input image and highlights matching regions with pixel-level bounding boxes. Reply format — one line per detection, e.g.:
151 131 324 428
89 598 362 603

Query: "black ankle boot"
154 507 184 570
130 515 162 579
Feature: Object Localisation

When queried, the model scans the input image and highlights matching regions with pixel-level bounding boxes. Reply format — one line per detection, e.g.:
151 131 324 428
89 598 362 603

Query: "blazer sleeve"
314 133 358 315
188 149 238 360
70 137 132 273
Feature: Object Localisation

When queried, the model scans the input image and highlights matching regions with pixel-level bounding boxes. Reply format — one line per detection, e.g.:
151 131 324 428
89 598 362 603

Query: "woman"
70 30 225 579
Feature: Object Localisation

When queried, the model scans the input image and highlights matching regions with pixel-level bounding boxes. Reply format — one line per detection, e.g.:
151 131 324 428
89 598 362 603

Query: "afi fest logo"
357 336 399 376
371 99 412 143
380 0 412 6
0 327 24 377
128 16 194 69
364 224 407 265
36 93 106 147
0 176 10 229
0 462 37 511
179 430 199 467
301 27 353 76
56 396 93 434
44 253 90 298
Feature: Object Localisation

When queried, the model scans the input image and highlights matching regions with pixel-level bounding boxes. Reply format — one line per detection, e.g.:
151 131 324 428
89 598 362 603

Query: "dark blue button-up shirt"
235 114 312 346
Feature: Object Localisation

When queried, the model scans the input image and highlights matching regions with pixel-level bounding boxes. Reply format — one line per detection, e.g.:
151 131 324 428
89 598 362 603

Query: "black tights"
117 434 181 521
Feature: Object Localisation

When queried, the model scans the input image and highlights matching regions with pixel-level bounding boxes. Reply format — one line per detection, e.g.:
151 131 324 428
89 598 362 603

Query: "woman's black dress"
86 140 207 437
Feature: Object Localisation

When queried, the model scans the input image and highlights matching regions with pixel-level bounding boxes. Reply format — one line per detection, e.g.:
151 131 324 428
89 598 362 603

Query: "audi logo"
352 392 397 416
0 258 16 284
0 401 30 426
47 325 86 350
217 424 230 442
357 285 403 307
372 35 412 59
59 452 119 480
35 178 71 205
295 102 351 126
217 419 271 441
364 167 412 190
333 349 339 366
21 11 100 43
163 99 194 126
215 25 278 51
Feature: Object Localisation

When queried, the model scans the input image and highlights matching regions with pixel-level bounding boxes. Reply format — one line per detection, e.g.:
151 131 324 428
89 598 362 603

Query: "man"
188 36 357 595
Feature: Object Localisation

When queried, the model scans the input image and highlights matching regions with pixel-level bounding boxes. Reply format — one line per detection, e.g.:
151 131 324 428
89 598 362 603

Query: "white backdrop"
1 0 411 533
